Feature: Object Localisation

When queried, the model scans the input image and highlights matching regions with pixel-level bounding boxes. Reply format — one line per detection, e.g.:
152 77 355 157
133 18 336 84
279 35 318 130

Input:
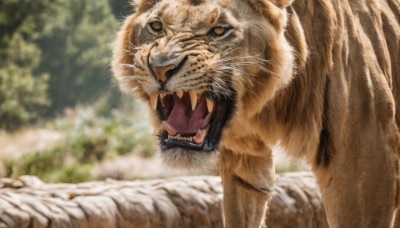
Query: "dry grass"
0 128 63 160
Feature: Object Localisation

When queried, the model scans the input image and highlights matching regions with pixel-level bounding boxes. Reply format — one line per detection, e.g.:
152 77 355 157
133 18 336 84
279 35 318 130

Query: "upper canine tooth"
206 98 214 113
150 91 158 110
189 90 197 110
176 90 183 99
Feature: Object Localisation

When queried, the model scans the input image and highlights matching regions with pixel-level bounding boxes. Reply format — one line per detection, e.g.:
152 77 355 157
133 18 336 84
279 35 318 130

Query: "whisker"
118 64 137 69
217 54 262 61
227 63 280 77
215 66 273 90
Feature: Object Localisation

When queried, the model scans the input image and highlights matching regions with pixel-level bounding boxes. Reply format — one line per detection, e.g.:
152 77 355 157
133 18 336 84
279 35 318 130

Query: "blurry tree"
37 0 118 114
0 0 135 130
0 0 59 130
109 0 134 20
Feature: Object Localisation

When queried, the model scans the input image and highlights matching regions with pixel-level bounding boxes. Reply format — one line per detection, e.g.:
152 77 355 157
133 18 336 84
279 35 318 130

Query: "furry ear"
271 0 294 8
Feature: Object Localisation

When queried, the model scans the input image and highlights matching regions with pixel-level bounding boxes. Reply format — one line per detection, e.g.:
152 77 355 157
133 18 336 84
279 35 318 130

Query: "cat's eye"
149 21 163 32
212 27 228 36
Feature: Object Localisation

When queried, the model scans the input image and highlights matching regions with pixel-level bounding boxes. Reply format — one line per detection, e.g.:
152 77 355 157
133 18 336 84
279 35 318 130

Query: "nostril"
150 56 188 82
152 64 175 82
165 68 175 79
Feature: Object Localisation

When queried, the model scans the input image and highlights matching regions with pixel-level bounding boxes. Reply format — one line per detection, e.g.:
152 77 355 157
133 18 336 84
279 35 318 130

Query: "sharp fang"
189 90 197 110
150 91 158 110
206 98 214 113
176 90 183 99
193 129 206 144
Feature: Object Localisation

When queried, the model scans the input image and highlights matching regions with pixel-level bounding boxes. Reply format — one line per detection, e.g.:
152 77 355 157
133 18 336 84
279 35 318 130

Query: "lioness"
112 0 400 227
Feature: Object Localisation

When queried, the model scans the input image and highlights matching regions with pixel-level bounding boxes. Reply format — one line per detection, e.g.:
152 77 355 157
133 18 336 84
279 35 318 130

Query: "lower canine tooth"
193 129 206 144
150 91 158 110
189 90 198 110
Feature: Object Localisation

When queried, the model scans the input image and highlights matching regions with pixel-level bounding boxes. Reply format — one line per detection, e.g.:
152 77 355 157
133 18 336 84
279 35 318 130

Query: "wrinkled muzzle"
148 35 192 83
134 33 235 153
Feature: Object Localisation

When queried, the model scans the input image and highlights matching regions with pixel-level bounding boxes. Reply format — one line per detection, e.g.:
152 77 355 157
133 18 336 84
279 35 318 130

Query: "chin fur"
161 147 219 170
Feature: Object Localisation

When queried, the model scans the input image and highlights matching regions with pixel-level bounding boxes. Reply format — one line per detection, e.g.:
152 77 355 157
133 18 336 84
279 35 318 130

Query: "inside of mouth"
160 92 214 144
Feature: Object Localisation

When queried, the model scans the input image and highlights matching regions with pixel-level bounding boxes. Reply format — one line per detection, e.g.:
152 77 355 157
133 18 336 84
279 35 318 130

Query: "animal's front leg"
220 149 275 228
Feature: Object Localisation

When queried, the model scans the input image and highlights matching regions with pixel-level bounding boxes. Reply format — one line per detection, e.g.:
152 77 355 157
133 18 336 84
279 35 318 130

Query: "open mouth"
151 90 233 152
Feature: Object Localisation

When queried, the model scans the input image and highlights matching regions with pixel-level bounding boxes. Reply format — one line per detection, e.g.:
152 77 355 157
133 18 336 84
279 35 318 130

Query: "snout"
149 54 188 82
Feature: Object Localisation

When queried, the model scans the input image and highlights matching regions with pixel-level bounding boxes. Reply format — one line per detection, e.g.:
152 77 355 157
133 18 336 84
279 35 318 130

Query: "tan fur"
112 0 400 227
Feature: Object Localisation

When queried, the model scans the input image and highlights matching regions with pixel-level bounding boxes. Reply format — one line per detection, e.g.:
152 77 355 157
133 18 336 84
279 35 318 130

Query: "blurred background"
0 0 308 183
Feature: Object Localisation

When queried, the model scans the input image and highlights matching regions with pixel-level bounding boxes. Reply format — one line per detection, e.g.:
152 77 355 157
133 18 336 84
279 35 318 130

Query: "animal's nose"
151 64 176 82
149 55 187 82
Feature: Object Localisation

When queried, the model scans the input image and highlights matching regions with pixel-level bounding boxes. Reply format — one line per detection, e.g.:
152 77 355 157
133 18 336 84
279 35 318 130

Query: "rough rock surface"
0 172 328 228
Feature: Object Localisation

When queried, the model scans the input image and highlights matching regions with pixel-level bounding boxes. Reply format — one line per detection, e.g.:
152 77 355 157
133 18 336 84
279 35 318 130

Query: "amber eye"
149 21 163 32
212 27 227 36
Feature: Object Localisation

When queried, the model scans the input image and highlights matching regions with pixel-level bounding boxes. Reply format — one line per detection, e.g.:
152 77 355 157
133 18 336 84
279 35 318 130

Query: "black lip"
160 131 208 150
158 91 235 152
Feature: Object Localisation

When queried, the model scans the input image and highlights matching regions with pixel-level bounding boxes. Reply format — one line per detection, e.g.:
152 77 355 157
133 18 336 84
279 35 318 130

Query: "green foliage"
0 0 132 130
109 0 134 20
0 0 60 49
0 64 49 130
37 0 119 113
0 0 57 130
5 145 93 183
5 101 155 183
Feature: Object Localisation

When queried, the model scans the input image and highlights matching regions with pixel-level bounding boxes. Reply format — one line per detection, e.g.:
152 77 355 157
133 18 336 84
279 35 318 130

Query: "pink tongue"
166 95 207 134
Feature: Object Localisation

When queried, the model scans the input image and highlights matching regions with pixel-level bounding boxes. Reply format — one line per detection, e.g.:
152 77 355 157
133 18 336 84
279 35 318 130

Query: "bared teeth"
169 134 193 142
166 128 208 144
206 98 214 113
189 90 198 110
150 91 158 110
162 121 177 136
176 90 183 99
193 129 207 144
